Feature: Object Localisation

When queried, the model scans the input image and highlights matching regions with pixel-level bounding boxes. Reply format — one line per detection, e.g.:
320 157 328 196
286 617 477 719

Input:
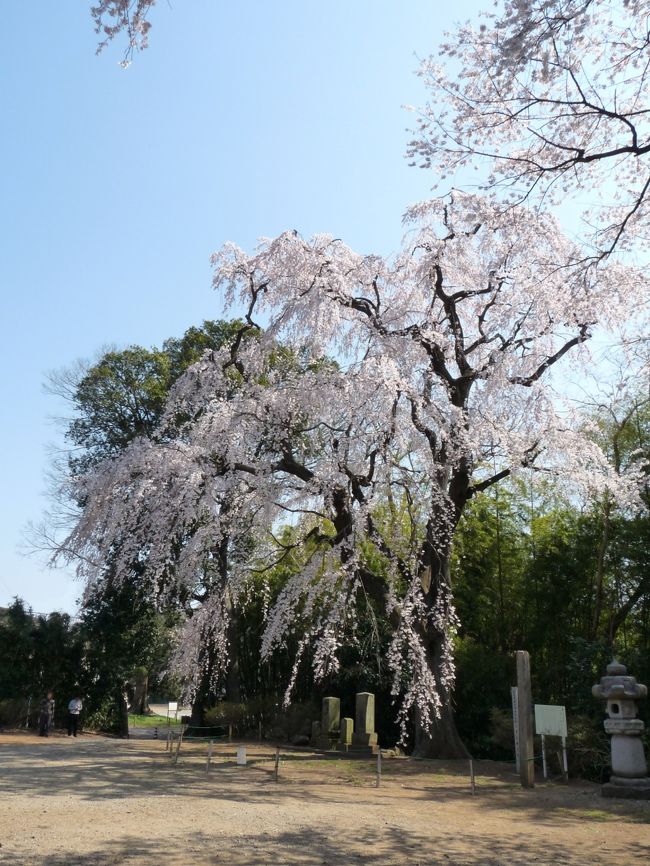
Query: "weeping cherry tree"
53 195 645 756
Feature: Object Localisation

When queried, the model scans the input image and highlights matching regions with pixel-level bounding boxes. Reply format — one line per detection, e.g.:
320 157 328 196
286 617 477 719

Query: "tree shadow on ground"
1 738 648 828
3 824 648 866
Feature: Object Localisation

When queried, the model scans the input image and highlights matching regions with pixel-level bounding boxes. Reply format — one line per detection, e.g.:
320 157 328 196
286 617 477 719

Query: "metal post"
228 723 232 743
258 720 262 743
541 734 547 780
206 739 214 774
469 759 476 795
376 748 382 788
274 747 280 782
561 737 568 782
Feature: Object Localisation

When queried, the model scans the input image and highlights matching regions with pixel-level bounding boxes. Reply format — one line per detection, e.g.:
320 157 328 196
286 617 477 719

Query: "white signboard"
534 704 567 738
168 701 178 718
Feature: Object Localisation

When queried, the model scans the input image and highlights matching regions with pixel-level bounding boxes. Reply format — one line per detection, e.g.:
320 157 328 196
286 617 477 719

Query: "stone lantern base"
602 776 650 800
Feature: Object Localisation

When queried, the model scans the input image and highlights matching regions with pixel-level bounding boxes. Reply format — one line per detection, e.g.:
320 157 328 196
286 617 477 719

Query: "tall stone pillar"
352 692 378 751
317 697 340 750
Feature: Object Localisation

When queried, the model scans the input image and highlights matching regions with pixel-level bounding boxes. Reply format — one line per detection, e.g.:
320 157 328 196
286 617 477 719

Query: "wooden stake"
174 728 184 765
274 747 280 782
376 748 382 788
469 759 476 795
206 739 214 774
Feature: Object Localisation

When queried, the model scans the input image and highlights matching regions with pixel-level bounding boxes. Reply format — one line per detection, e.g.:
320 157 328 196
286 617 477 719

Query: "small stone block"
351 731 378 747
340 717 353 746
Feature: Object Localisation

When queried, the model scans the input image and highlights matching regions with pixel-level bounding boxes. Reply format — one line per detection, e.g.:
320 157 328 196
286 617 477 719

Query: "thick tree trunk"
364 491 468 758
412 503 469 759
190 695 205 726
116 688 130 738
225 599 242 704
413 704 469 759
130 668 148 715
411 623 469 759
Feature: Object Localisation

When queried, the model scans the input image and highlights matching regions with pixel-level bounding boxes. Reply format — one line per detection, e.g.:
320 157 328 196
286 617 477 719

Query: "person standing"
38 691 55 737
67 695 83 737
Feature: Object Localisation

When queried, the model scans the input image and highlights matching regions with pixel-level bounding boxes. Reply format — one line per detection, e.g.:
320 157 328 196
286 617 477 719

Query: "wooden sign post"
516 650 535 788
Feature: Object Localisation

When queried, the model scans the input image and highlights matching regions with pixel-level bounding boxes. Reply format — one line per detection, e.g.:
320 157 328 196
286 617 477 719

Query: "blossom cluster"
408 0 650 257
91 0 155 64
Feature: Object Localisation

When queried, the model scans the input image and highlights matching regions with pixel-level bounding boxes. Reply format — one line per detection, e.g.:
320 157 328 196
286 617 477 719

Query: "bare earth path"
1 732 648 865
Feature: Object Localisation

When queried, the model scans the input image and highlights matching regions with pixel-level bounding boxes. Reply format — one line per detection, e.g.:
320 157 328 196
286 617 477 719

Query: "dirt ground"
1 731 648 866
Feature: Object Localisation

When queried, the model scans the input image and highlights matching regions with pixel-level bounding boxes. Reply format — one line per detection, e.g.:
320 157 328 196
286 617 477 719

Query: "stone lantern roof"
592 660 648 702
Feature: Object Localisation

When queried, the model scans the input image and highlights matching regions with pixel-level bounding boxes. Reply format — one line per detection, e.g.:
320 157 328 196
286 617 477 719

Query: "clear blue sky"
0 1 478 614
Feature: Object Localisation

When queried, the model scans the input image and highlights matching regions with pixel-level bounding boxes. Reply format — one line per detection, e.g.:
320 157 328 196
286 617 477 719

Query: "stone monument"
351 692 378 753
339 717 354 751
317 696 340 750
593 660 650 799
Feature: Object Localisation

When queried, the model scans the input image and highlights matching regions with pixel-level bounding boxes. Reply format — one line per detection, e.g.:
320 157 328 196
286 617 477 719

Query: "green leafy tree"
0 599 84 728
45 321 246 728
61 320 245 474
79 579 177 735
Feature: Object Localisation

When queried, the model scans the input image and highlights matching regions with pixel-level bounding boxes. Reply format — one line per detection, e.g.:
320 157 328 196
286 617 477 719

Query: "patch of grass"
128 713 171 728
557 808 618 822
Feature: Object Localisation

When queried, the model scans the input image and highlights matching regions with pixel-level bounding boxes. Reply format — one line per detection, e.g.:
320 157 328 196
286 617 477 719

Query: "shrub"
567 715 611 782
204 698 318 740
0 698 28 727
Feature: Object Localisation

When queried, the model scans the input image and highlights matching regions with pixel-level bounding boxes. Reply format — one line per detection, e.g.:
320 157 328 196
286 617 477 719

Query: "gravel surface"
1 732 648 865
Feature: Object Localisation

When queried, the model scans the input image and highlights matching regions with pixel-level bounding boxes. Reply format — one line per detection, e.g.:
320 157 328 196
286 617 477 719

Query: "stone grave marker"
318 696 340 750
352 692 378 752
339 717 353 751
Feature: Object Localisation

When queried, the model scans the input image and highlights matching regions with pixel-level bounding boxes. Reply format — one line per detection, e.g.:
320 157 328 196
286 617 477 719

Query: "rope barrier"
160 737 583 791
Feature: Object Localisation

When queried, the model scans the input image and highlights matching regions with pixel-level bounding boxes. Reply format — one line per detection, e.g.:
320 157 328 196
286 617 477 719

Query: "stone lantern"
592 660 650 799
